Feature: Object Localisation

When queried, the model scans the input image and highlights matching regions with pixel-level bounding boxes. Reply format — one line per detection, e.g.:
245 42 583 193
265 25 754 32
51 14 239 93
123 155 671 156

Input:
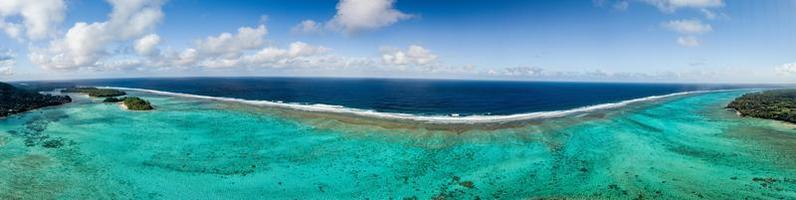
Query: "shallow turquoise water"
2 90 796 199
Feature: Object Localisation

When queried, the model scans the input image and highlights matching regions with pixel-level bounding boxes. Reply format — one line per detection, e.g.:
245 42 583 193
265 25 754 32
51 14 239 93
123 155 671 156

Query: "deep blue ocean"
28 77 758 116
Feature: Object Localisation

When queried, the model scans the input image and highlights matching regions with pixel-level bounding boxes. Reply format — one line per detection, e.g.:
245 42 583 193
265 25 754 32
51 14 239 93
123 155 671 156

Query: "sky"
0 0 794 83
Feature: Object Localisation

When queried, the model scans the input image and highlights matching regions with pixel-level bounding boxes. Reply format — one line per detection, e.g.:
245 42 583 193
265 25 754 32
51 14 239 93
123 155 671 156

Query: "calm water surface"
1 88 795 199
51 77 755 115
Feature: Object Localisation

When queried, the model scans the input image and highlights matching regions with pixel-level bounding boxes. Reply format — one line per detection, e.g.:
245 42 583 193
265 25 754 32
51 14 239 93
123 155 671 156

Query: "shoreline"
98 87 738 127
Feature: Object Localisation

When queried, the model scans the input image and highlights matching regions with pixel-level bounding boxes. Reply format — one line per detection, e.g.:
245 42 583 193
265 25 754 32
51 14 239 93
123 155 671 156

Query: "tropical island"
61 87 153 110
104 96 154 110
62 87 126 97
727 89 796 123
0 82 72 117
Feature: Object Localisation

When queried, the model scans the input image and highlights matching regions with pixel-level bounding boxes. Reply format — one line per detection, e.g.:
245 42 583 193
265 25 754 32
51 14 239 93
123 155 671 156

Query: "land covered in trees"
104 97 154 110
62 87 126 97
727 89 796 123
0 82 72 117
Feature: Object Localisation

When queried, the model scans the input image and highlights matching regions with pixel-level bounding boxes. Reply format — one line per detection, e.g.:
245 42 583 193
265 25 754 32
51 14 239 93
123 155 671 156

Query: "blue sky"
0 0 794 83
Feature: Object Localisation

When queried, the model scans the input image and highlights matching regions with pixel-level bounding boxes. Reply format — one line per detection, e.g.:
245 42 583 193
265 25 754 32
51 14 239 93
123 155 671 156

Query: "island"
0 82 72 117
727 89 796 123
62 87 126 97
104 96 154 110
103 97 124 103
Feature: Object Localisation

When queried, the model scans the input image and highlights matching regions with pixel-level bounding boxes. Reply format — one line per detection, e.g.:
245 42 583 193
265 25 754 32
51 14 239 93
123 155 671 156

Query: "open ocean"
60 77 750 116
3 77 796 199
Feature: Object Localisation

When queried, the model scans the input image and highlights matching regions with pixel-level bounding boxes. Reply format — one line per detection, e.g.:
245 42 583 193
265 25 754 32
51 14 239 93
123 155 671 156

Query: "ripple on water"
0 90 795 199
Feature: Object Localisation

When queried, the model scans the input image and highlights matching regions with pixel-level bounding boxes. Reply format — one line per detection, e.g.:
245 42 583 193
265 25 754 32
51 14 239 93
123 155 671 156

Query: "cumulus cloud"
776 63 796 75
663 19 712 34
502 66 545 76
175 48 198 66
0 67 11 76
151 24 276 68
29 0 165 70
595 1 723 47
642 0 723 12
327 0 413 33
381 45 438 66
176 42 448 74
0 49 13 61
0 0 66 40
663 19 711 47
597 0 724 13
291 20 322 34
146 22 336 69
134 34 160 56
0 50 14 76
194 25 267 57
373 45 481 74
488 66 717 82
49 20 359 71
1 0 435 76
216 41 332 68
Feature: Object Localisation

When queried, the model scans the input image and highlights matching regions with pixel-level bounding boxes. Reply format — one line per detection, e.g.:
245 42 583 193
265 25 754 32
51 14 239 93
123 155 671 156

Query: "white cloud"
177 42 448 74
0 49 13 61
288 41 330 57
18 1 353 72
327 0 413 33
699 8 729 20
97 58 144 71
642 0 723 12
156 24 270 68
503 66 545 76
488 66 716 82
700 9 716 19
194 25 267 57
134 34 160 56
0 67 11 76
163 34 335 69
291 20 322 34
676 36 701 47
176 48 198 66
595 1 723 48
776 63 796 75
663 19 712 34
0 50 14 76
220 41 332 68
663 19 711 47
0 0 66 40
381 45 438 66
0 20 24 40
90 21 347 70
29 0 165 70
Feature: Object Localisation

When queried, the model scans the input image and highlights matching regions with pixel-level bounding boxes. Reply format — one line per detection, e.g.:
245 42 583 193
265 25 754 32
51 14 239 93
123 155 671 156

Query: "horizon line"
8 75 796 86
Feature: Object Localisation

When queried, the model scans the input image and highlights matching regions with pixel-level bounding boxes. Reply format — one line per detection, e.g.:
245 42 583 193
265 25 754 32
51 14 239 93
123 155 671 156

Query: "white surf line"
100 86 732 124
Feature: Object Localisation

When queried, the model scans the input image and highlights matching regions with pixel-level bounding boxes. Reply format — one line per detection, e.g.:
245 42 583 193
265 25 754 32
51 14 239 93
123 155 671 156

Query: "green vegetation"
102 96 154 110
62 87 126 97
122 97 154 110
727 89 796 123
103 97 124 103
0 82 72 117
13 82 77 92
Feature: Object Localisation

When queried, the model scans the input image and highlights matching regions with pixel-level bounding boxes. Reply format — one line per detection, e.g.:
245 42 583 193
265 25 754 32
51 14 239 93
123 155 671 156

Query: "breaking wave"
102 86 719 124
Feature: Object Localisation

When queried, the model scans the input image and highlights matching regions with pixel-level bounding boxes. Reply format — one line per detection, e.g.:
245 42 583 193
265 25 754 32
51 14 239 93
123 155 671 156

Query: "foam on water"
102 86 725 124
2 88 796 199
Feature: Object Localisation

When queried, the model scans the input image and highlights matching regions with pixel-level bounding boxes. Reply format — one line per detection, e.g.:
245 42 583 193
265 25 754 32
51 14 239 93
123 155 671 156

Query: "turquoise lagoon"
1 90 796 199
